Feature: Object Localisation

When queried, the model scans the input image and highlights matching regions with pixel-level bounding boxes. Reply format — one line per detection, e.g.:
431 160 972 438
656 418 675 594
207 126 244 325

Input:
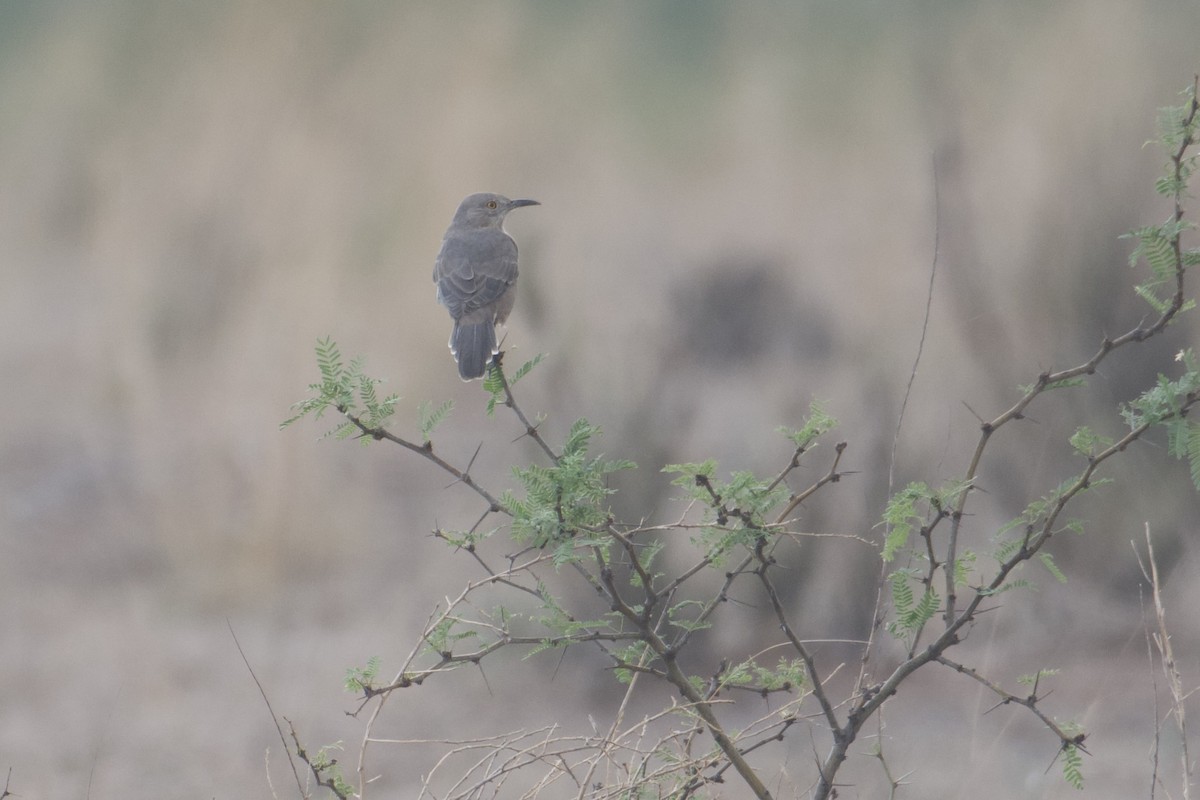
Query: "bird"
433 192 540 380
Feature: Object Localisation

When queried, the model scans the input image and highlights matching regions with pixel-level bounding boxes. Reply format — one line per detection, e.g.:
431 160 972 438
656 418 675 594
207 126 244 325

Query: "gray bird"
433 192 540 380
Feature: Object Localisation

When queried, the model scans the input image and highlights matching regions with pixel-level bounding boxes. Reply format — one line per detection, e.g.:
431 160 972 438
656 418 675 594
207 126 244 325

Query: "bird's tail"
450 320 497 381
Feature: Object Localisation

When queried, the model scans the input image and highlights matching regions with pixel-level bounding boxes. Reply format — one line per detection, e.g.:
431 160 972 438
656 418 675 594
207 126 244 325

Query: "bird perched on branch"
433 193 540 380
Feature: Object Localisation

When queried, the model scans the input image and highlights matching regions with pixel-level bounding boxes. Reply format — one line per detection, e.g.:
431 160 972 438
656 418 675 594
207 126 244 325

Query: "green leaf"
882 482 932 562
1134 282 1171 314
328 420 357 441
1039 552 1068 583
662 460 722 506
1017 668 1060 686
563 418 597 458
953 550 977 587
667 599 713 633
1188 422 1200 490
437 525 499 550
283 338 357 429
777 401 838 449
280 395 328 429
888 571 915 620
344 656 381 692
418 399 454 442
663 460 717 483
1123 363 1200 429
1068 426 1112 458
483 365 504 415
506 419 632 547
1062 743 1084 790
977 578 1033 596
1062 518 1086 535
316 336 344 385
907 588 939 629
885 568 939 641
424 618 478 655
510 353 546 384
613 642 654 684
283 338 406 441
484 354 545 415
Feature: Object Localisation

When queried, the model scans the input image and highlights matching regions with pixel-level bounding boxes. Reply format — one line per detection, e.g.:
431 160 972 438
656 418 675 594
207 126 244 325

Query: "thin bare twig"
756 568 839 734
340 405 507 514
773 442 847 524
891 151 941 499
1134 523 1194 800
228 619 306 798
491 352 561 464
1140 581 1164 800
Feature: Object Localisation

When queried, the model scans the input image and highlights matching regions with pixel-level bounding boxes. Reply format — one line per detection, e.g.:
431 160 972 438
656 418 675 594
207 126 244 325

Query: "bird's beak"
509 198 540 209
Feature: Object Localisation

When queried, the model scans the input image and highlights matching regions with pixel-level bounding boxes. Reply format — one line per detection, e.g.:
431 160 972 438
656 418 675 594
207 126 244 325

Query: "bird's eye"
486 200 498 209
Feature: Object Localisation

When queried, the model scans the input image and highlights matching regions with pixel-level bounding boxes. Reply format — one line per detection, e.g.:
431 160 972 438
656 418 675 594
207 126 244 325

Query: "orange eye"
486 200 497 209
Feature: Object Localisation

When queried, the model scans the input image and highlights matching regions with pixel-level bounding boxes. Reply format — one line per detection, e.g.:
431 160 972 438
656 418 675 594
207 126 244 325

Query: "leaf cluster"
1125 83 1200 313
483 353 544 415
881 480 967 562
502 419 635 551
344 656 381 693
885 569 938 643
280 337 400 441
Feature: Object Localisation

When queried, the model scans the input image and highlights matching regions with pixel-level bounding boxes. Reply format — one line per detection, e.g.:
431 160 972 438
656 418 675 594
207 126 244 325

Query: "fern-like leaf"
316 336 344 385
483 354 545 415
777 401 838 449
1038 552 1068 583
419 399 454 442
1062 743 1084 789
510 353 546 384
889 571 914 619
1187 421 1200 490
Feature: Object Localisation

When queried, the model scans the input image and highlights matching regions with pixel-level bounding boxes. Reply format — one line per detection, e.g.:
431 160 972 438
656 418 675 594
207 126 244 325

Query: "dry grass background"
1 1 1198 796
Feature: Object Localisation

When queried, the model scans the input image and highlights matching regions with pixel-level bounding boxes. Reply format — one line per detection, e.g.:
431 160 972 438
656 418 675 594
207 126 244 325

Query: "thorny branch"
935 656 1088 750
1134 524 1194 800
942 81 1199 625
283 84 1200 800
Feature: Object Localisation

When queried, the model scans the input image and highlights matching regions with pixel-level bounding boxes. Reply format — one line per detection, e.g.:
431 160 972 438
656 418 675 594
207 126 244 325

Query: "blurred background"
2 1 1198 796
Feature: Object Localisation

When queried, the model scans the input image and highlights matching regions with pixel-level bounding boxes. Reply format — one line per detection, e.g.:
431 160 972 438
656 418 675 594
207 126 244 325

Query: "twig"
491 353 561 464
575 650 648 800
1134 523 1193 800
288 719 351 800
935 656 1088 751
891 151 941 500
339 405 507 514
943 82 1199 625
756 568 839 734
228 619 305 798
1140 583 1163 800
773 442 847 524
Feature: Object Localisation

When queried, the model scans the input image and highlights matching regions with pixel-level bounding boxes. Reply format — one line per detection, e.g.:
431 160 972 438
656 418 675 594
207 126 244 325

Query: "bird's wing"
434 232 519 320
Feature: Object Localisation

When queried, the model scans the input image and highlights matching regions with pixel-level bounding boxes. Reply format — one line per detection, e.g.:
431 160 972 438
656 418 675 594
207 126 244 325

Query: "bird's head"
452 193 540 229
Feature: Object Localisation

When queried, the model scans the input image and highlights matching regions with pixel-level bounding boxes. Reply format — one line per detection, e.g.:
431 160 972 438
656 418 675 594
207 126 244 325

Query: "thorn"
510 423 543 445
464 441 484 473
982 699 1008 715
